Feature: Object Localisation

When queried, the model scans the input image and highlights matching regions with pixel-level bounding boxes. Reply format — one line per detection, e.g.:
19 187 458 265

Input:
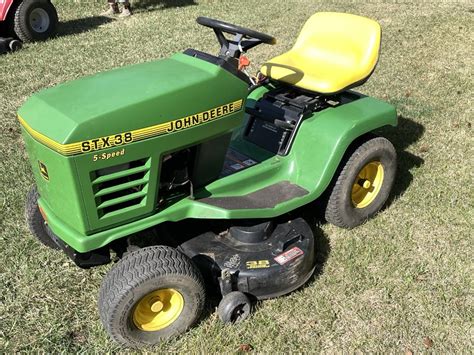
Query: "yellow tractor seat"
260 12 381 94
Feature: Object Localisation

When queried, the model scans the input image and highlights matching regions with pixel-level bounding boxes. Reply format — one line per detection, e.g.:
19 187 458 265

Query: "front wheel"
25 185 60 249
98 246 206 347
218 291 252 324
325 136 397 229
14 0 58 42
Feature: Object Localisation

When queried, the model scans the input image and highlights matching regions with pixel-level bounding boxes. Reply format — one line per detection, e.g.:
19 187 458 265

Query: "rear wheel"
25 185 60 249
325 136 397 228
98 246 206 347
14 0 58 42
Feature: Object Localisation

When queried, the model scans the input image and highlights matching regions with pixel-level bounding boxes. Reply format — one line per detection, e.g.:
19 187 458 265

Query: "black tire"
325 137 397 229
25 185 60 249
98 246 206 347
217 291 252 324
14 0 58 42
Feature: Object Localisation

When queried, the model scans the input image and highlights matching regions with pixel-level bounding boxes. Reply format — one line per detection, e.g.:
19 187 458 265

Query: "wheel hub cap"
29 8 50 33
361 179 372 189
150 297 164 312
351 161 384 208
132 288 184 331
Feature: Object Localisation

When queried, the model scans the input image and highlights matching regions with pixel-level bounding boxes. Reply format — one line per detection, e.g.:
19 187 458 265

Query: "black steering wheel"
196 17 276 58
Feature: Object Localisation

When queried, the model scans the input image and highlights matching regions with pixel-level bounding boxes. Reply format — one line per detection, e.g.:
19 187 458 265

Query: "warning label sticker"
221 149 258 177
230 163 245 170
274 247 304 265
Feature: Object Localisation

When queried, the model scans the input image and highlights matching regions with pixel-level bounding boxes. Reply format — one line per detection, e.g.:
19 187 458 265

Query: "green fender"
288 94 398 197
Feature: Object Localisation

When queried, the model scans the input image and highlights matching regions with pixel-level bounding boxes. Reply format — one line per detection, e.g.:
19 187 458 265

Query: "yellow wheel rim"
351 161 384 208
132 288 184 331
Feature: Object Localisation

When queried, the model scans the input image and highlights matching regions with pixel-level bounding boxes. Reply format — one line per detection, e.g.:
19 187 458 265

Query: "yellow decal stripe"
18 99 243 156
19 116 83 155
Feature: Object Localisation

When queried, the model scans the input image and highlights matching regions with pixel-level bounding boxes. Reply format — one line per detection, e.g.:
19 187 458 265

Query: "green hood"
18 52 247 145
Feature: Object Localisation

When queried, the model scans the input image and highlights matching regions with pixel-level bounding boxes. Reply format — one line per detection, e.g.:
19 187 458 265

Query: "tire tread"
13 0 58 42
325 136 396 228
25 185 60 249
98 246 205 346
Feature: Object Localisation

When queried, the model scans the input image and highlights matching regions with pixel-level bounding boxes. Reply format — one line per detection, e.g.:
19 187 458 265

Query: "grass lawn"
0 0 472 352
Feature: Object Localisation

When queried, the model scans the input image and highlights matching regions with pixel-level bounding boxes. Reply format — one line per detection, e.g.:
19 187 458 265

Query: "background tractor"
0 0 58 53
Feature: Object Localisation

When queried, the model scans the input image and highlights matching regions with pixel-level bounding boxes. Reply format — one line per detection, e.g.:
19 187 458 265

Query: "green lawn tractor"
19 12 397 347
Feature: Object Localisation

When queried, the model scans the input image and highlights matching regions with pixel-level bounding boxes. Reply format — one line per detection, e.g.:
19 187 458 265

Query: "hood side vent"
91 158 150 218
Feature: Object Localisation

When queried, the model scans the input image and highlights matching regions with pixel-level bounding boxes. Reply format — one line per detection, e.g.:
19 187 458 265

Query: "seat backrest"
293 12 381 77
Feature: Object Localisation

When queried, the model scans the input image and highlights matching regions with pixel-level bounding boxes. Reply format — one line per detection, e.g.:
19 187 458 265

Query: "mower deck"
179 218 316 300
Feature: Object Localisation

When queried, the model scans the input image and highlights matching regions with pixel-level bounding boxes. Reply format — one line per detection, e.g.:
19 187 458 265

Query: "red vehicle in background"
0 0 58 53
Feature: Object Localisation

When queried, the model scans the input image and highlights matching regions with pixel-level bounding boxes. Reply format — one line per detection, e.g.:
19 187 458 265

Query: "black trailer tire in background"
14 0 58 42
325 136 397 229
25 185 60 249
9 39 22 51
98 246 206 347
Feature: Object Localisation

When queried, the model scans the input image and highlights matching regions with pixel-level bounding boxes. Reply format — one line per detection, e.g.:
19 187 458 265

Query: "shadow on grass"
378 115 425 206
132 0 197 11
56 0 196 37
58 16 114 37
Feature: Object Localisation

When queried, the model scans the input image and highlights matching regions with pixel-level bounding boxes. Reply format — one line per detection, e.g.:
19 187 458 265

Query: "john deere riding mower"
19 12 397 347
